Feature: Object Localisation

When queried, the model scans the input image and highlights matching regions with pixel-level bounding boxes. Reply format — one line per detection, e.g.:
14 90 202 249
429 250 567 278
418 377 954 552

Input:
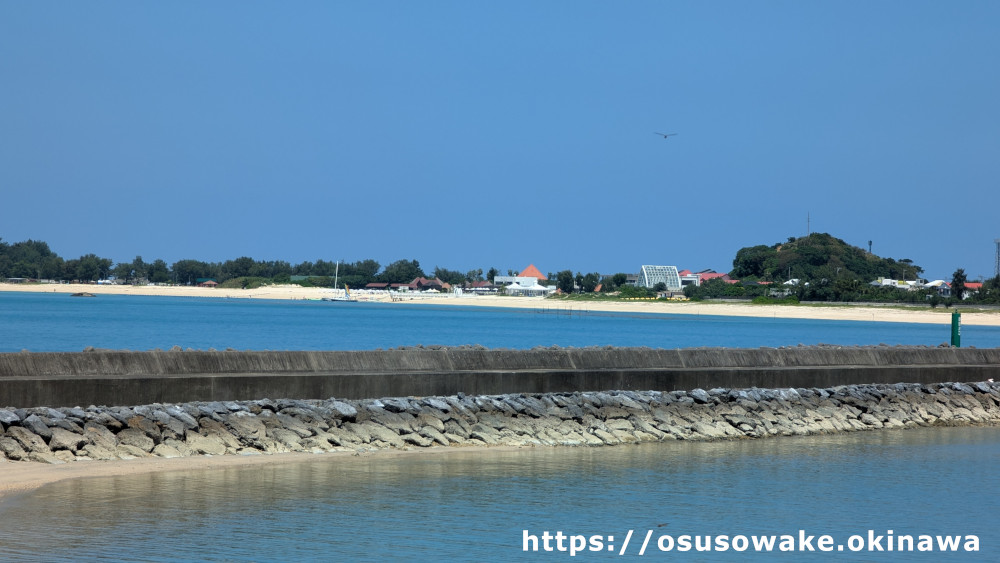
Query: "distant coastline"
2 282 1000 326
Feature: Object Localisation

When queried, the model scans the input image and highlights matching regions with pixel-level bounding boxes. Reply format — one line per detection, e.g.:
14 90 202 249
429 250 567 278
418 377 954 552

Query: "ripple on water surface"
1 427 998 560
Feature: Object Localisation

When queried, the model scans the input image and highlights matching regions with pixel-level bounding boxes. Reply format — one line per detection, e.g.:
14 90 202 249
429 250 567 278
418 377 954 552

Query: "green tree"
832 278 862 302
172 259 215 285
312 260 337 277
222 256 255 280
73 254 112 281
149 259 171 284
731 245 776 279
433 266 466 286
556 270 575 293
977 276 1000 304
580 272 601 293
602 273 629 291
379 259 425 284
951 268 968 301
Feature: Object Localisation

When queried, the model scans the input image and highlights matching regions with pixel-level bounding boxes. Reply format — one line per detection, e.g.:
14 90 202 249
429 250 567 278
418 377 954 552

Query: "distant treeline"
0 239 504 288
4 234 999 303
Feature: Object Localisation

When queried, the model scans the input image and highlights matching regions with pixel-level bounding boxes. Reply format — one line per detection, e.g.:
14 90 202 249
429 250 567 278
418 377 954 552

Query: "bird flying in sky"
654 132 678 139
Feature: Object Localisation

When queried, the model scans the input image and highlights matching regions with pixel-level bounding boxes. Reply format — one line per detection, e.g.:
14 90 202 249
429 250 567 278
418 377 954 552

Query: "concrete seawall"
2 346 1000 408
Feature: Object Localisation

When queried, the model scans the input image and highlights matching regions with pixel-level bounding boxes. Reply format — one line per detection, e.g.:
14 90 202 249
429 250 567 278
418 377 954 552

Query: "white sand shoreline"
3 282 999 326
0 445 524 501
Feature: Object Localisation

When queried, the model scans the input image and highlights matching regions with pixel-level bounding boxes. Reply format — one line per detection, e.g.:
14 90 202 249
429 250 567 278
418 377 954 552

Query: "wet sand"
0 445 518 501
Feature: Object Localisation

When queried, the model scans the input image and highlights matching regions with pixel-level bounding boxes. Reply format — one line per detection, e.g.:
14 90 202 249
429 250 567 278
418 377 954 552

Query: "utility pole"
994 239 1000 279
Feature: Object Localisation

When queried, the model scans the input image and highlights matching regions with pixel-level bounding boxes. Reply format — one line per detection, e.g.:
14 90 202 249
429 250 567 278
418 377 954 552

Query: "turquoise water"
0 427 996 561
1 291 999 560
2 291 998 352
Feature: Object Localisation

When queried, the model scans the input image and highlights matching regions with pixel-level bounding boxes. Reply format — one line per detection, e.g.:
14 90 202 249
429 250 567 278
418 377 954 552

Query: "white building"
637 265 682 290
503 278 555 297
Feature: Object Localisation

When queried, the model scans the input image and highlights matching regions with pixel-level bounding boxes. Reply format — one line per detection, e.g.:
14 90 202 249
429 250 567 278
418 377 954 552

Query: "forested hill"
729 233 924 283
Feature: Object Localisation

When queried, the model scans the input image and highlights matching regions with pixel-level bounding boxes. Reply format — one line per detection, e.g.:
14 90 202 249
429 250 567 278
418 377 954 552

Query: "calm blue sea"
1 292 998 561
2 291 999 352
0 428 997 561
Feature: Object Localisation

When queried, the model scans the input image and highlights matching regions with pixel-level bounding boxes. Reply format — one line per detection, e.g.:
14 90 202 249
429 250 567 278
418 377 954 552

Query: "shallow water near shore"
2 291 1000 351
1 426 997 560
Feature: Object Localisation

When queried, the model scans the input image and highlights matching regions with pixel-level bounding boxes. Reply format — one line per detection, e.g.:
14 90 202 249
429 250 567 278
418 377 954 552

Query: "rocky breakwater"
1 381 999 464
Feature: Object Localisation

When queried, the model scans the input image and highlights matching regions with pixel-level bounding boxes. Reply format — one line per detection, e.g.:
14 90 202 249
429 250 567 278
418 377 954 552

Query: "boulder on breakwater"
2 381 998 464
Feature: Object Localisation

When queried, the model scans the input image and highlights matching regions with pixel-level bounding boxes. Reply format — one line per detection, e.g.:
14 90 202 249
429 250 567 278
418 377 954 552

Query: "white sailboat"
322 261 358 302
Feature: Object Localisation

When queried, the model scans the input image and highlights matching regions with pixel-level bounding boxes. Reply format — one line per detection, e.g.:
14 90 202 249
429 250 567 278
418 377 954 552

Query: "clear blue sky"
2 2 998 280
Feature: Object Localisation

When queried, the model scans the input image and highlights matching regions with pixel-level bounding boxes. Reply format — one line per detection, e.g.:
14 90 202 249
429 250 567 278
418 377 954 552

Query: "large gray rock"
28 451 65 464
51 418 84 434
0 409 21 426
107 407 136 425
83 422 118 451
49 428 87 452
0 436 28 460
339 422 372 443
469 423 500 445
60 407 88 420
21 414 53 440
164 406 199 430
127 416 162 444
198 418 243 450
370 410 417 435
152 443 185 458
420 397 451 413
327 400 359 420
225 412 267 447
381 398 413 413
360 421 405 448
80 443 118 461
415 413 445 433
163 438 195 457
87 411 124 431
185 433 227 456
689 388 712 404
418 426 451 446
116 428 155 452
116 444 152 459
6 426 50 453
265 413 313 439
268 428 305 449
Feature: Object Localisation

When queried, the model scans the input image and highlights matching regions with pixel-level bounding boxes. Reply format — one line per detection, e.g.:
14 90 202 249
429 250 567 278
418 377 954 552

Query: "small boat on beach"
321 261 358 302
322 284 358 303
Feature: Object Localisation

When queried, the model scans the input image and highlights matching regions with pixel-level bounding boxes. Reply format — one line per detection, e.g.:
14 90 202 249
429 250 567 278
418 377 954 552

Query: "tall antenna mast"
995 239 1000 278
807 212 811 236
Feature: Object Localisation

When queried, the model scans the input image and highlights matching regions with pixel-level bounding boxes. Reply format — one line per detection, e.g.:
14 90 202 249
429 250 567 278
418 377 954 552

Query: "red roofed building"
679 269 732 287
409 277 451 292
699 273 732 283
518 264 546 281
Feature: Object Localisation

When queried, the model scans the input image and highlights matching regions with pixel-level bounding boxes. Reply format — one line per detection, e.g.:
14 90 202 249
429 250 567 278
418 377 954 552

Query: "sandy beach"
0 445 519 502
3 281 999 326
